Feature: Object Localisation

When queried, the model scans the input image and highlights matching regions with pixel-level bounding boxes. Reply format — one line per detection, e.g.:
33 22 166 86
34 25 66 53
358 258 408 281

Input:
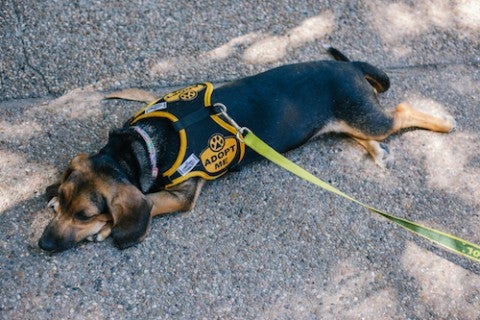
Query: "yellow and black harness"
130 82 245 188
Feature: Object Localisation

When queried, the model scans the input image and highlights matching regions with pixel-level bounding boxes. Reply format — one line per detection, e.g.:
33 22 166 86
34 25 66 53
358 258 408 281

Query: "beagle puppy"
38 48 454 252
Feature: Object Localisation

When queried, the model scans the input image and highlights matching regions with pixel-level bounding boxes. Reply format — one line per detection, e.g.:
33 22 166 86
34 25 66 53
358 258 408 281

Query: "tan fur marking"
352 138 383 159
392 103 454 134
311 102 454 166
148 179 205 216
315 102 454 142
95 223 113 242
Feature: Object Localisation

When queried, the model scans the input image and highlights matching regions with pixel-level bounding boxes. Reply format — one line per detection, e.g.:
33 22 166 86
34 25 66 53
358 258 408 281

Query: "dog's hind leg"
352 138 394 168
390 102 455 134
328 102 454 166
336 102 455 142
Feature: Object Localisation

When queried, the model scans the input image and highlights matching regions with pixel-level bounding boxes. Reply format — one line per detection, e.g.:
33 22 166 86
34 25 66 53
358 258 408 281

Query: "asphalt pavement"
1 0 480 319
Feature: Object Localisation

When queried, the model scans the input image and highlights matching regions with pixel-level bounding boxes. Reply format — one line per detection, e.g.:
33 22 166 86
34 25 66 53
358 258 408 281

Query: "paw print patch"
162 84 205 102
201 134 239 174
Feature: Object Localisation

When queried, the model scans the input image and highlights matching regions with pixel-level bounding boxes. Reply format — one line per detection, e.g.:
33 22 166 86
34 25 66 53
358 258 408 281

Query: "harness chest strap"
130 82 245 188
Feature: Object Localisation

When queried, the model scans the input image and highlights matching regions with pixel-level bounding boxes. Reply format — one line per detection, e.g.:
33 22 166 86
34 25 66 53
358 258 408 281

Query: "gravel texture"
1 0 480 319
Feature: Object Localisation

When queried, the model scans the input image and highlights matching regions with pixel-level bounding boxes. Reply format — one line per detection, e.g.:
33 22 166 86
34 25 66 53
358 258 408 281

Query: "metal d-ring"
214 103 241 131
213 103 251 142
236 127 251 142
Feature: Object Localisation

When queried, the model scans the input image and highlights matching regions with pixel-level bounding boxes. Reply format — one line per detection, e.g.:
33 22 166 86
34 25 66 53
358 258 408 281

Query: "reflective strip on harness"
130 82 245 188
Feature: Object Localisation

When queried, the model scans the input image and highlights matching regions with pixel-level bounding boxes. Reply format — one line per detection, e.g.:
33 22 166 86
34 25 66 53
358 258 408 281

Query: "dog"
38 48 454 252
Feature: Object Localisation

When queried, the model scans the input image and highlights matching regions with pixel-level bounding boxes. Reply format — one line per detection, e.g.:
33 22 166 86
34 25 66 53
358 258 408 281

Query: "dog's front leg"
147 178 205 217
85 223 113 242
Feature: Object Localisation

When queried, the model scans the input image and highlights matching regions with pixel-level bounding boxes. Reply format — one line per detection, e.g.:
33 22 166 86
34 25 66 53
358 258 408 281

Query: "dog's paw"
86 234 108 242
86 226 111 243
375 143 394 169
94 230 111 242
443 115 457 132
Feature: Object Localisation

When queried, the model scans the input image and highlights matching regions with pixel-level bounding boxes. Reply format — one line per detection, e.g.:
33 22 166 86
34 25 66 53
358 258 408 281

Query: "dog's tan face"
39 154 153 252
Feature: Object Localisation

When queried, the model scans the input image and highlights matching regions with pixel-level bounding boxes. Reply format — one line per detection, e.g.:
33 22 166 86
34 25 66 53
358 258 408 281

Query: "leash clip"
213 103 250 141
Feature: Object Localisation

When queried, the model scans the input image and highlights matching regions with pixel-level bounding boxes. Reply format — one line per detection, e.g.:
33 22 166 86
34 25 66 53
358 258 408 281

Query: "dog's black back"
212 58 392 165
104 52 394 191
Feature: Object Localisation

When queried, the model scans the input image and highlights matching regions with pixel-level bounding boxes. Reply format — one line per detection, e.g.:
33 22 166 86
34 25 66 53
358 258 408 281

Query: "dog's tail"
326 46 351 62
326 47 390 93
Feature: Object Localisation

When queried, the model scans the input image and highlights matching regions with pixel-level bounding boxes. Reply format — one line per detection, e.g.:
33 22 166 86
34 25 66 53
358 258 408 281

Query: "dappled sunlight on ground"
370 0 480 57
144 1 478 89
402 243 480 319
204 33 262 61
260 259 398 319
0 121 42 140
0 150 56 211
457 0 480 29
150 11 334 80
319 259 398 319
400 96 479 206
41 86 105 119
150 57 181 77
422 132 479 205
242 12 334 64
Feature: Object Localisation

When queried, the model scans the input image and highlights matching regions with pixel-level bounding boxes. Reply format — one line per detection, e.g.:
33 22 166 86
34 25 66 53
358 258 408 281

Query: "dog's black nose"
38 227 74 252
38 234 58 252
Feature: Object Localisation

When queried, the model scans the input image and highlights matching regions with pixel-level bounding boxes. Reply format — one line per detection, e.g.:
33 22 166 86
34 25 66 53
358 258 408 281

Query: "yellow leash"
214 104 480 263
242 131 480 263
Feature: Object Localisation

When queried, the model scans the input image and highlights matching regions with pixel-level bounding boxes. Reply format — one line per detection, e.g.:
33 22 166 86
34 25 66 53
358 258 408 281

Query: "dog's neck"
96 127 160 193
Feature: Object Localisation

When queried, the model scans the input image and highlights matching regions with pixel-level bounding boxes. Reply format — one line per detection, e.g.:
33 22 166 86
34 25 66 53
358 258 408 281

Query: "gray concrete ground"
1 0 480 319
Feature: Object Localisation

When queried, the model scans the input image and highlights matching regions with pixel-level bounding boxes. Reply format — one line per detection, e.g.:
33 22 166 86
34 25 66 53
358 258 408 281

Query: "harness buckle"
213 103 250 142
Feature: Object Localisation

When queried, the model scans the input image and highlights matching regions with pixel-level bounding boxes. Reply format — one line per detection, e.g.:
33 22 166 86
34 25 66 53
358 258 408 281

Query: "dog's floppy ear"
109 184 153 249
44 154 89 201
45 183 60 201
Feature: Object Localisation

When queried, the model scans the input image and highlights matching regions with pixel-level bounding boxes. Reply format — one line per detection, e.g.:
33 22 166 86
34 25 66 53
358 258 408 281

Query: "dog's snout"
38 226 75 252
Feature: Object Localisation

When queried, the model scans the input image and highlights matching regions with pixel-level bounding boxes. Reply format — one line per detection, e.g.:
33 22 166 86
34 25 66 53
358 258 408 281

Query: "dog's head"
38 154 153 252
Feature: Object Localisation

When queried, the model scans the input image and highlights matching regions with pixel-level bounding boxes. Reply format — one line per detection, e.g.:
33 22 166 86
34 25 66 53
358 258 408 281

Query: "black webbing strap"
172 106 214 132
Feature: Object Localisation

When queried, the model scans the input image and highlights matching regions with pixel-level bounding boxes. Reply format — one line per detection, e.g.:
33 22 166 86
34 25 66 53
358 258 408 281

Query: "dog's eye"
74 210 91 221
47 198 59 212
